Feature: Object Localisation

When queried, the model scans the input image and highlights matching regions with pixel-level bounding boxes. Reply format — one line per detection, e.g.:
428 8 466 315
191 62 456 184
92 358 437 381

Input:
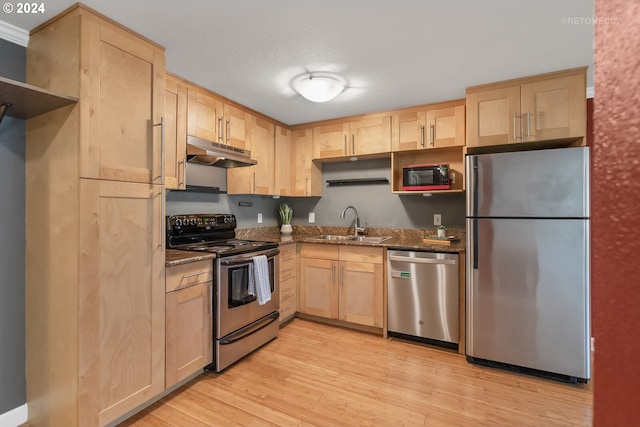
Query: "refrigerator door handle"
472 218 478 270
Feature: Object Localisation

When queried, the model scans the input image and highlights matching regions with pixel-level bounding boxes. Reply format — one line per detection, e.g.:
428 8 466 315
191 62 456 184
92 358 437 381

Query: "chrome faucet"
340 205 366 237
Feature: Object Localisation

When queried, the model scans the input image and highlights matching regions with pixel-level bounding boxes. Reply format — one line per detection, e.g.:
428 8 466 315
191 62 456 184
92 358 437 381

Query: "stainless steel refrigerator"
465 147 590 382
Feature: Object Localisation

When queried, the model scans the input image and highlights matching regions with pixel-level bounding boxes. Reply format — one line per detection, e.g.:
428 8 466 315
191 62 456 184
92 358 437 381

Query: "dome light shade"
294 74 345 102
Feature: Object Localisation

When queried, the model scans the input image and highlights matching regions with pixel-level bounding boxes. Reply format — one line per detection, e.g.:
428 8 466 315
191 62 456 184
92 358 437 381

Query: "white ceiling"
1 0 594 126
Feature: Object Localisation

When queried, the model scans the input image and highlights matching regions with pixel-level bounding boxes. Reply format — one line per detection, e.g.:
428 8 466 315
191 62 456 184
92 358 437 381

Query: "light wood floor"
119 319 592 426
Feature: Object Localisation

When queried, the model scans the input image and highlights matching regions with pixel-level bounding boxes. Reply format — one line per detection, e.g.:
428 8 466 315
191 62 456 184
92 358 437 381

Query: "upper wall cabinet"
291 128 322 197
392 100 465 151
187 88 250 150
313 115 391 159
29 8 165 184
164 74 188 190
466 67 587 149
227 115 275 195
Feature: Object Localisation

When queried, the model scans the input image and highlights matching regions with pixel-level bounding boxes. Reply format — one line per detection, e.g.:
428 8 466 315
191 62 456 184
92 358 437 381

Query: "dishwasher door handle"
388 255 457 265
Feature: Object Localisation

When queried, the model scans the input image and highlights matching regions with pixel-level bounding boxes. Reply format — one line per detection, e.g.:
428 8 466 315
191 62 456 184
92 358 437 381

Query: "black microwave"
402 163 451 191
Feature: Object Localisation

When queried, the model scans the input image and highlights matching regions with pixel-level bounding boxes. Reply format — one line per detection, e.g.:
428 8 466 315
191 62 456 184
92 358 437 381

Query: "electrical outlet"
308 212 316 223
434 214 442 226
257 213 262 224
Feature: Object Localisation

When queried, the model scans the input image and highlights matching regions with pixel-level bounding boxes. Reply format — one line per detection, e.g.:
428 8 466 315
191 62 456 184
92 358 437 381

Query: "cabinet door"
166 282 212 388
274 126 292 196
224 104 250 150
227 115 274 194
424 105 466 149
291 128 322 197
313 122 349 158
392 111 422 151
165 75 187 189
299 257 338 319
253 117 275 194
78 179 165 426
83 21 165 184
520 73 586 142
466 85 521 147
187 87 224 143
339 261 384 327
350 116 391 155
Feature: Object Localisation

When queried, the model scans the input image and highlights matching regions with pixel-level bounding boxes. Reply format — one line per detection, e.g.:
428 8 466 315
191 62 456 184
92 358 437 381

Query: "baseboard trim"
0 404 28 427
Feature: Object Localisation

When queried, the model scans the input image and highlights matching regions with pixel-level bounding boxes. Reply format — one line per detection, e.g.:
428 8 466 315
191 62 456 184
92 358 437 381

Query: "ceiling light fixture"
294 74 345 103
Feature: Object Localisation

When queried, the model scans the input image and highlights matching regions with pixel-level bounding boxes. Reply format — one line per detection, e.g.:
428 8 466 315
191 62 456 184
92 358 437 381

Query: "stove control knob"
190 218 197 226
175 219 182 227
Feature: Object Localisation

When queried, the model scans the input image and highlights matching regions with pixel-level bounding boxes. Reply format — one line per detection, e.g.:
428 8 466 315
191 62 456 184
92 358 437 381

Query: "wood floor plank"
119 319 592 427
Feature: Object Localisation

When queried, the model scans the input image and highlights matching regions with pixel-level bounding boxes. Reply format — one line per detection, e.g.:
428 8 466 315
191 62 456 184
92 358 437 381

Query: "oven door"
216 248 279 339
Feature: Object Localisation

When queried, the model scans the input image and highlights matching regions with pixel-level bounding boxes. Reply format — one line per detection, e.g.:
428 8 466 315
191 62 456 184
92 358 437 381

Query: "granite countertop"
167 226 466 266
236 226 466 253
166 249 215 267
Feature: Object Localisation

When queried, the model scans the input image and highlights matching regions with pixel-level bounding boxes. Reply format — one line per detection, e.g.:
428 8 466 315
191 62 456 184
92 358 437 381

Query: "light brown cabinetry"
25 5 166 427
165 74 187 189
81 17 165 184
291 128 322 197
466 67 587 148
313 115 391 159
392 100 465 151
187 87 250 150
298 244 383 329
227 115 275 194
165 261 213 387
279 243 297 323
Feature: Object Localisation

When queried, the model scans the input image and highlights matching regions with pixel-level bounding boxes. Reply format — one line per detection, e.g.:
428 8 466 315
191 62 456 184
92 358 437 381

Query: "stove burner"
166 214 278 256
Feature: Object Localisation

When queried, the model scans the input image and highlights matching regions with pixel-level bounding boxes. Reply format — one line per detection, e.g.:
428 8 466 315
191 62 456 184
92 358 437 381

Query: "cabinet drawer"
166 260 213 292
279 293 297 321
279 243 297 261
300 243 339 260
280 277 296 295
280 258 297 281
339 246 383 263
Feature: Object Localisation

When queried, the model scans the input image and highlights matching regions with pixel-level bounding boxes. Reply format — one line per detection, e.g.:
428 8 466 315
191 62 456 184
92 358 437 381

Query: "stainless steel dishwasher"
387 250 459 347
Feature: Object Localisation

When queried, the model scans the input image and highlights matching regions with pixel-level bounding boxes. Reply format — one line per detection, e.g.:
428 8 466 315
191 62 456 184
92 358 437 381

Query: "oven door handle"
219 248 280 266
219 311 280 345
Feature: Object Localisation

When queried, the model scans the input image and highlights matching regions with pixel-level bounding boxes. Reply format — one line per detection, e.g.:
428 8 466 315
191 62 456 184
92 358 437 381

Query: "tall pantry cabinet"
25 5 166 427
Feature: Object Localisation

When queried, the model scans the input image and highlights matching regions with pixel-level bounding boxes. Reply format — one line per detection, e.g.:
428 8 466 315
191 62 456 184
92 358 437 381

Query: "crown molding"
0 19 29 47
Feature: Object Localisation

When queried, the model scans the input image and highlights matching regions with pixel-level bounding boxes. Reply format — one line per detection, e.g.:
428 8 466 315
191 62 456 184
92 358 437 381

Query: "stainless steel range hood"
187 135 257 168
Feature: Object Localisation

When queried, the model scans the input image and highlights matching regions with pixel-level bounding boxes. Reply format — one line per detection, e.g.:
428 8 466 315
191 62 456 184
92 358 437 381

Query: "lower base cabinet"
299 244 383 328
165 261 213 388
279 243 297 323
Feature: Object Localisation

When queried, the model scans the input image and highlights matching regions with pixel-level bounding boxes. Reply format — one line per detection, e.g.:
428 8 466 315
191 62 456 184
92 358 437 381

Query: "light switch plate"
434 214 442 226
257 213 263 223
309 212 315 223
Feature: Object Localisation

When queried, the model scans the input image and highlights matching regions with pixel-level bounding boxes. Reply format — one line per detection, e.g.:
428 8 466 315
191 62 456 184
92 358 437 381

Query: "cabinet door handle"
226 119 231 143
305 177 309 196
340 266 344 286
343 135 347 155
351 134 355 154
420 125 425 147
513 112 518 141
527 111 531 139
218 116 224 142
430 123 435 147
153 116 165 184
253 171 256 193
154 189 164 251
178 159 185 188
332 264 336 285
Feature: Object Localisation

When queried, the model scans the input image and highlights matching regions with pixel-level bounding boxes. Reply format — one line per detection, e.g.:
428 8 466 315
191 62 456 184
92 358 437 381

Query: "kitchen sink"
307 235 392 243
308 234 354 240
351 236 392 243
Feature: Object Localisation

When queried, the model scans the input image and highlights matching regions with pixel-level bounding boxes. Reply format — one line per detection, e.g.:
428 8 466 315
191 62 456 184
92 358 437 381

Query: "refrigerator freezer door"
466 147 589 218
466 217 590 379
